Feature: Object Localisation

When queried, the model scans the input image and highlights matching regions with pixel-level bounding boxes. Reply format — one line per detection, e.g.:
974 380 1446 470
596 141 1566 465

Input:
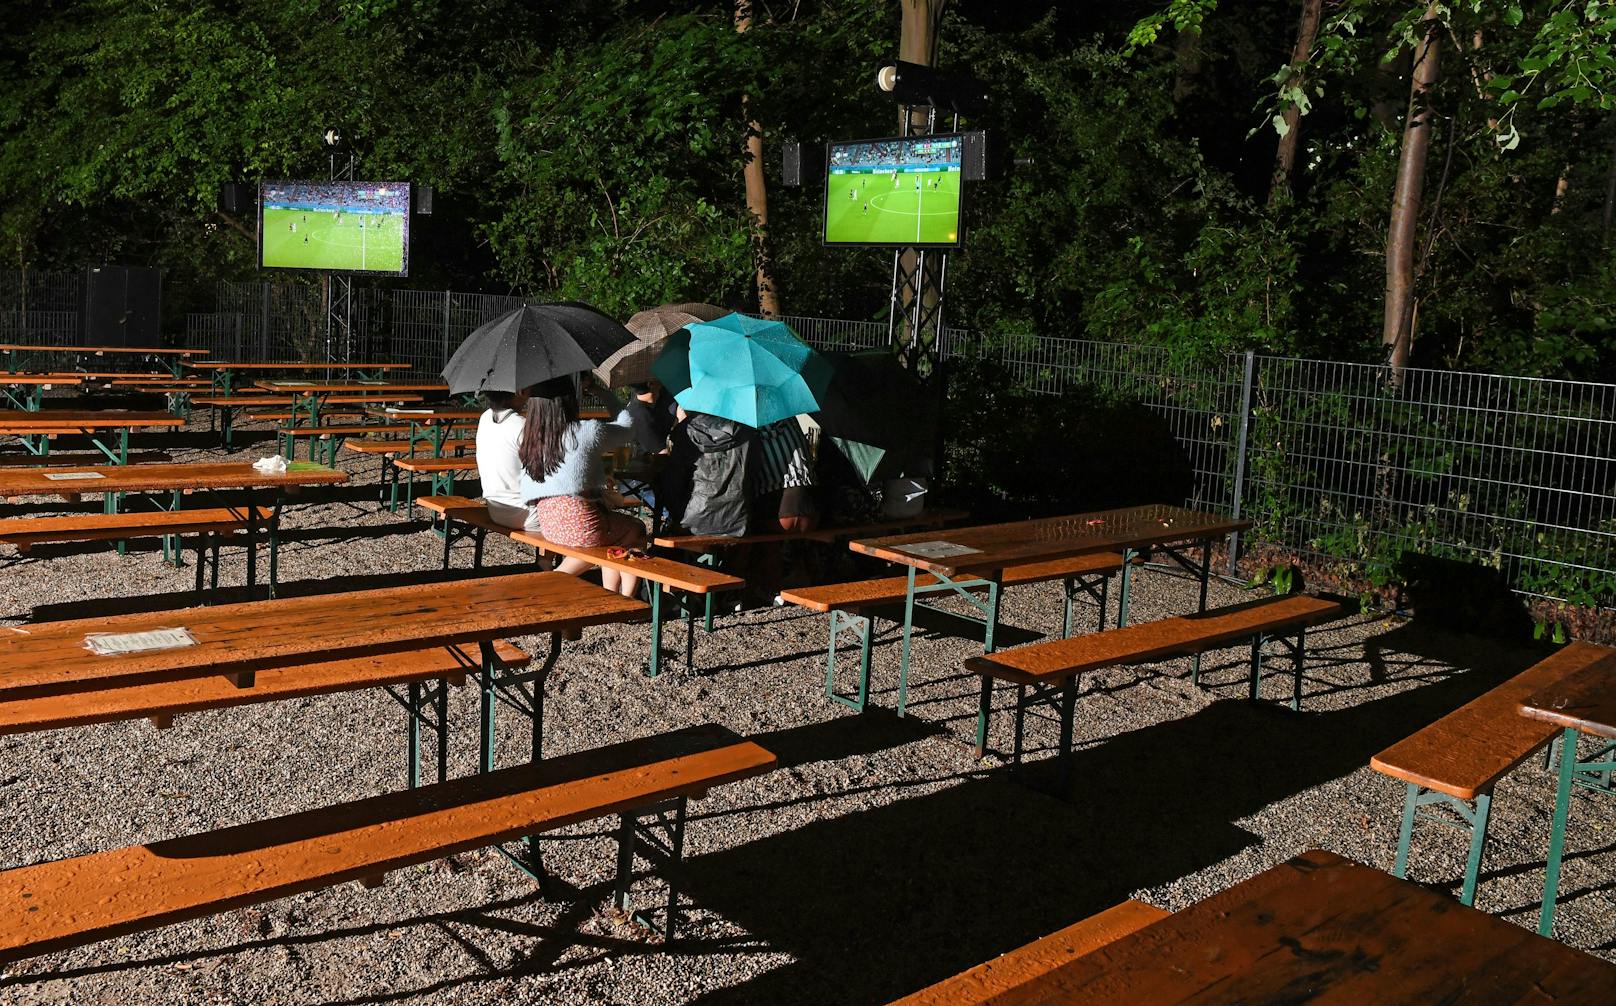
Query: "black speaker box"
961 131 988 182
83 267 162 348
218 183 252 214
414 184 433 215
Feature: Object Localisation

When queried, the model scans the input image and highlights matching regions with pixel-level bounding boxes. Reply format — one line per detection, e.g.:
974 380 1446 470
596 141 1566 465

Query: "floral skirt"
533 495 643 549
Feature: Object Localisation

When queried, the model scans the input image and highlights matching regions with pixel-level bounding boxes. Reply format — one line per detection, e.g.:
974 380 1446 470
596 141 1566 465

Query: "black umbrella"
441 303 636 395
813 350 938 480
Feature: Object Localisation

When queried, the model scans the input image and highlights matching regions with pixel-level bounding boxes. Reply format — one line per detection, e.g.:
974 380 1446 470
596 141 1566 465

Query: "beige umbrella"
595 302 727 388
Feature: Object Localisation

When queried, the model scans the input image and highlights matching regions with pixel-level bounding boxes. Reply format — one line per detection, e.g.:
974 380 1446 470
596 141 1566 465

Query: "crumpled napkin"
252 455 289 474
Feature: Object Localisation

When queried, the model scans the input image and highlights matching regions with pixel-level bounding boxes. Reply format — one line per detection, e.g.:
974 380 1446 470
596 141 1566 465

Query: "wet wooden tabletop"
849 504 1251 578
988 850 1616 1004
253 380 448 394
184 361 409 371
1520 649 1616 739
0 344 207 356
0 571 646 697
0 461 348 500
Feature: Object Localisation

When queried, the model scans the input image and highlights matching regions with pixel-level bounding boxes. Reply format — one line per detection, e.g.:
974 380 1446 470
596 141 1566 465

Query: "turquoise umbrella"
652 314 833 428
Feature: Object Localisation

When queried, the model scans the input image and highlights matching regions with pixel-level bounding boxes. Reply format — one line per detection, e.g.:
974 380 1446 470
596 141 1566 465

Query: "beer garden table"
0 571 646 771
0 460 349 596
252 379 449 427
848 503 1253 715
183 360 411 395
0 409 185 464
975 850 1616 1004
0 344 208 379
1518 652 1616 937
0 375 82 411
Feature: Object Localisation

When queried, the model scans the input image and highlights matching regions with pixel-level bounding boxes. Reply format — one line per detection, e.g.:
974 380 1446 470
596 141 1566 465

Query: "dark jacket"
625 390 678 454
660 412 755 537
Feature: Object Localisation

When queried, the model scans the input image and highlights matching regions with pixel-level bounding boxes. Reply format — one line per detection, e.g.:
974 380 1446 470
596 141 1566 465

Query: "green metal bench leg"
1011 685 1027 765
983 580 1001 654
440 515 455 569
436 678 450 785
1191 541 1210 683
1460 791 1492 906
1539 726 1581 936
479 640 499 774
1393 782 1419 878
1056 678 1078 789
825 609 873 712
1248 635 1265 700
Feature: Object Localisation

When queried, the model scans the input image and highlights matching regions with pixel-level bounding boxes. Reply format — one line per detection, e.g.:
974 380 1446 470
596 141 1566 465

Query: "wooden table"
1519 653 1616 937
0 409 185 464
0 572 646 769
254 379 448 428
0 460 349 595
365 405 482 456
0 345 208 378
0 375 82 411
848 504 1252 715
183 360 410 395
979 850 1616 1003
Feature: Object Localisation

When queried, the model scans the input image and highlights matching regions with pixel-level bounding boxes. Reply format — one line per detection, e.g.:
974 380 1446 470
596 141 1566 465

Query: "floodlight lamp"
876 62 898 93
322 128 343 149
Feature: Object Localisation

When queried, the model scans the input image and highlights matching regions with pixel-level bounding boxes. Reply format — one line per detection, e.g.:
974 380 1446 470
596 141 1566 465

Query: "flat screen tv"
260 181 411 275
823 134 962 247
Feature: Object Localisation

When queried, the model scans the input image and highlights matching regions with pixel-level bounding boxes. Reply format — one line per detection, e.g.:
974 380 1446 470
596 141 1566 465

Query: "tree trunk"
1602 132 1616 245
736 1 779 317
1382 5 1442 376
1269 0 1324 205
1172 27 1203 104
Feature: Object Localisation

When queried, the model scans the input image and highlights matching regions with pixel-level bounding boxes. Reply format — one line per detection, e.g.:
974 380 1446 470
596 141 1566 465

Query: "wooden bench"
782 553 1127 712
891 899 1169 1005
0 724 776 969
0 506 277 598
390 455 480 510
1369 640 1616 907
964 594 1348 768
654 507 971 553
420 495 744 678
0 451 172 467
0 641 528 788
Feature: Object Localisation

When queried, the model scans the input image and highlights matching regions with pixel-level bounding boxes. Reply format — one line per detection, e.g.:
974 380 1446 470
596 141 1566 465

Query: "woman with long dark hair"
517 375 648 597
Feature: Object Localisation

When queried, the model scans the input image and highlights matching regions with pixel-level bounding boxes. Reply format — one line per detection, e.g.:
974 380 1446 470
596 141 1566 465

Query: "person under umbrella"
515 375 649 598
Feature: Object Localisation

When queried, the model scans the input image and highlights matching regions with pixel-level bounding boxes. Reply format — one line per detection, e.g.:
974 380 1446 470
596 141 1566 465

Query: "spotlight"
321 128 344 149
876 62 898 93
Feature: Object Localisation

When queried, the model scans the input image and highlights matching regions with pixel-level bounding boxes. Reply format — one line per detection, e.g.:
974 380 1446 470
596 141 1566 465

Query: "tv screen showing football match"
260 181 410 275
824 134 962 247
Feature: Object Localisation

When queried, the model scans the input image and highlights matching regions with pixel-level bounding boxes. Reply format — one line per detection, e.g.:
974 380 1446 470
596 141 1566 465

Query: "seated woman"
749 417 819 533
516 376 648 598
476 387 529 530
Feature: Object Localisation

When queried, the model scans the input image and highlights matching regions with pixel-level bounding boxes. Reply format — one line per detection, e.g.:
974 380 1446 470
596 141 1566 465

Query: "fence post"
1227 349 1256 575
442 290 452 374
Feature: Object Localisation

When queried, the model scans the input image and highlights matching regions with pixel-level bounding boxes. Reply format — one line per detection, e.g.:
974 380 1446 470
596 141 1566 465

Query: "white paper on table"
359 379 388 384
84 627 198 656
900 540 981 559
252 455 289 474
386 407 432 414
43 471 106 481
271 380 315 387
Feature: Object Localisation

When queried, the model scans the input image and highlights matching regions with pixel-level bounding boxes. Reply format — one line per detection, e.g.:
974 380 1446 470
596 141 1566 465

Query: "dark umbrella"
813 350 938 480
441 303 636 395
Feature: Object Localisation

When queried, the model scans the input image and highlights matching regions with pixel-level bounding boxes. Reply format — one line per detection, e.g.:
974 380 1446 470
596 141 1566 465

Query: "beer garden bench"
964 593 1348 771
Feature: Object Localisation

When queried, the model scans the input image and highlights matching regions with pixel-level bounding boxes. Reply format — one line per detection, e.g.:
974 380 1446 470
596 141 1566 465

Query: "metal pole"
1227 349 1256 575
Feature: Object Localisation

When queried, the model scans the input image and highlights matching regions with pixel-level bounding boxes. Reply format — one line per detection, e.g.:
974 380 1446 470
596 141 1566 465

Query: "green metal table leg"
646 585 664 678
699 552 719 631
1393 782 1419 878
897 565 919 718
479 640 498 774
1460 791 1492 906
974 675 993 757
1538 726 1580 936
1117 547 1136 626
1191 540 1211 684
407 681 422 789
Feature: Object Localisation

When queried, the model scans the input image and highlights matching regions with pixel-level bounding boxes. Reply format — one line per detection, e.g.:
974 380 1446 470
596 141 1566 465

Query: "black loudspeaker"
782 142 803 187
413 184 433 215
961 131 988 182
218 183 252 214
83 267 162 348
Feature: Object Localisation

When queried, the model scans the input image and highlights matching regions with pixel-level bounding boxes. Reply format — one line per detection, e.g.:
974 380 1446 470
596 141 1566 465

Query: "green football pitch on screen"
824 169 960 245
262 207 406 273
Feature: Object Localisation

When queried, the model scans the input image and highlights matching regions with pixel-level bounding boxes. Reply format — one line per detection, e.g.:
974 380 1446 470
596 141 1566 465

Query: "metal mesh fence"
0 270 82 347
171 286 1616 608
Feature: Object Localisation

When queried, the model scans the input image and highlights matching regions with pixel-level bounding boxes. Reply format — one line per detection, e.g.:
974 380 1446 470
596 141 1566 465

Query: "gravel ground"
1 412 1612 1004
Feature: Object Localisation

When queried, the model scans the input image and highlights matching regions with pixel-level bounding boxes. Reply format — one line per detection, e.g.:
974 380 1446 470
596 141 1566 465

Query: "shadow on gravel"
681 619 1544 1006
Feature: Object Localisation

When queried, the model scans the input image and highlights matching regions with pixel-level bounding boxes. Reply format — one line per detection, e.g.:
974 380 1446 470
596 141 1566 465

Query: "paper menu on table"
899 540 981 559
84 627 198 656
271 380 315 387
43 471 106 481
